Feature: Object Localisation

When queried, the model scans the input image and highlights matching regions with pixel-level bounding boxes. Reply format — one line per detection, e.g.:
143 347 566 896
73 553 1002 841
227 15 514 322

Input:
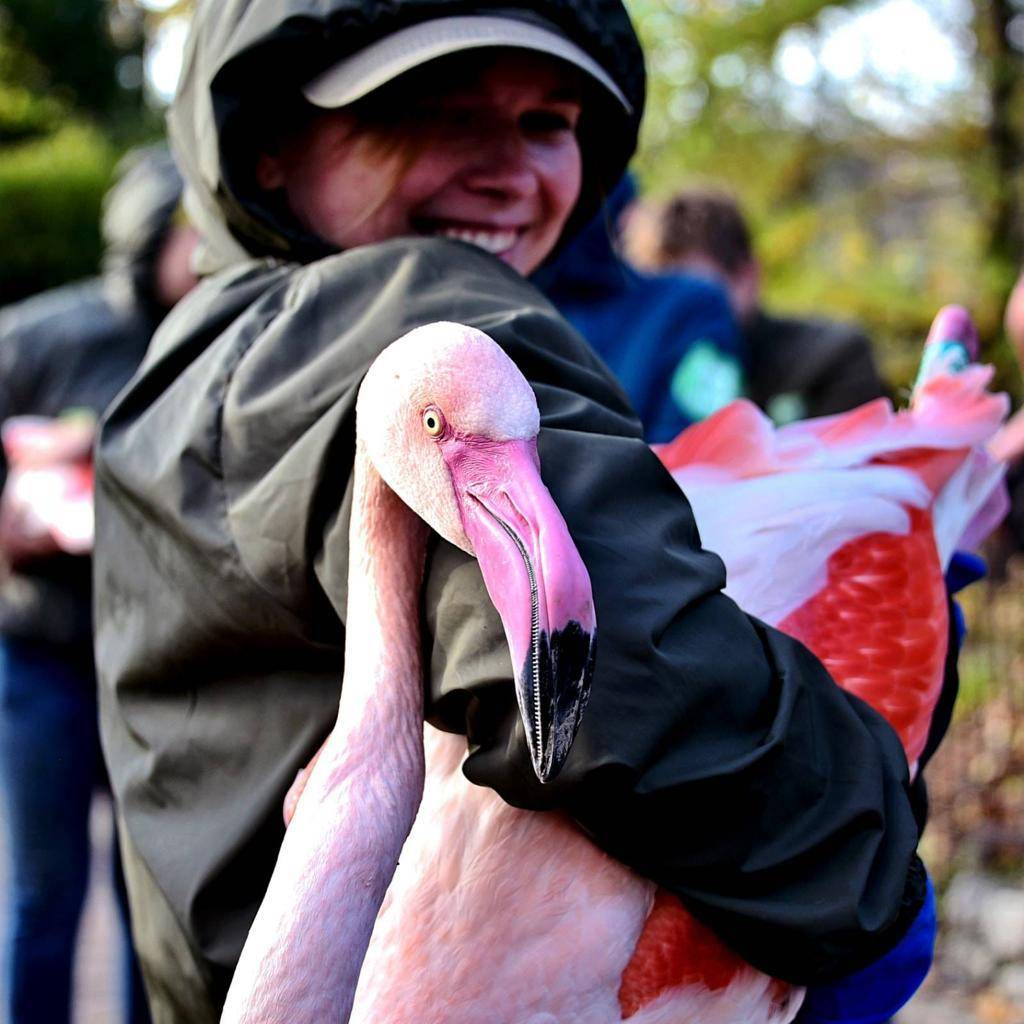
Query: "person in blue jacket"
534 174 745 443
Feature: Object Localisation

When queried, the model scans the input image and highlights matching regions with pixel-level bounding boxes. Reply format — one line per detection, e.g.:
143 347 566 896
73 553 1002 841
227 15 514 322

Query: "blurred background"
1 1 1023 1021
6 0 1024 385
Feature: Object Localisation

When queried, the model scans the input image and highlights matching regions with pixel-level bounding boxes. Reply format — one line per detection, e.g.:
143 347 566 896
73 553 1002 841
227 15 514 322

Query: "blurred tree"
627 0 1024 394
0 123 117 303
975 0 1024 283
0 0 159 304
0 0 146 121
0 30 63 143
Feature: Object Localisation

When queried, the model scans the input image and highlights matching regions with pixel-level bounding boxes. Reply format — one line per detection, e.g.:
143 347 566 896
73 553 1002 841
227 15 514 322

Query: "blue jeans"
0 637 150 1024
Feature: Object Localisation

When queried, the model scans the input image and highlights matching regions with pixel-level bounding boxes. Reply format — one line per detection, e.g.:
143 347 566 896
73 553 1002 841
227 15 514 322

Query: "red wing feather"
619 892 749 1017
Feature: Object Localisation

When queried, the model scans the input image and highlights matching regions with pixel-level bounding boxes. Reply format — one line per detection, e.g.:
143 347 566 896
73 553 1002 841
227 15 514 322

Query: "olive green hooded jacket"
94 0 924 1012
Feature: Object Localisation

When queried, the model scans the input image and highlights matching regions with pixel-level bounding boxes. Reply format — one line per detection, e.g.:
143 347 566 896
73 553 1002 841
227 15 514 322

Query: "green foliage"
0 30 64 141
0 1 161 305
0 122 117 305
626 0 1024 400
0 0 144 120
0 77 62 142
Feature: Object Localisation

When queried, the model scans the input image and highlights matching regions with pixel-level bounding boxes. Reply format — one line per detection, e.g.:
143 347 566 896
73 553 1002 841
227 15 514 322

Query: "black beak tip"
533 742 567 786
535 758 557 786
523 622 597 785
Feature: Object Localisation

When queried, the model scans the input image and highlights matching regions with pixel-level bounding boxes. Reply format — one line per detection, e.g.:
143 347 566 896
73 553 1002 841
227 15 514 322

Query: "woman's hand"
0 415 97 565
0 482 62 567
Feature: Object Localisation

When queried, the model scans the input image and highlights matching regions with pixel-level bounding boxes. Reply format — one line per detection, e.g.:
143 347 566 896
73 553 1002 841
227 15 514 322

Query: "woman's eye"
428 107 480 133
520 110 577 136
407 103 477 137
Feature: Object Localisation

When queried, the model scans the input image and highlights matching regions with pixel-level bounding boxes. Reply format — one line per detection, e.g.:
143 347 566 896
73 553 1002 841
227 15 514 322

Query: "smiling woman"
254 52 584 275
94 1 928 1020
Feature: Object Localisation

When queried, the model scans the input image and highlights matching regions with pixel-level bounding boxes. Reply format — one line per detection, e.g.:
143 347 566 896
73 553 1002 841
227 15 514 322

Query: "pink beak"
444 437 597 783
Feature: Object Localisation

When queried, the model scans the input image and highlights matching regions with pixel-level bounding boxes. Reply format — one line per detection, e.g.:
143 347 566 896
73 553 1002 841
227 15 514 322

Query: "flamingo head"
357 322 597 783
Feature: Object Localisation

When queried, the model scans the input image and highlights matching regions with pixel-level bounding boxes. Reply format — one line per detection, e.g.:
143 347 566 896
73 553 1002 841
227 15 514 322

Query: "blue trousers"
0 637 149 1024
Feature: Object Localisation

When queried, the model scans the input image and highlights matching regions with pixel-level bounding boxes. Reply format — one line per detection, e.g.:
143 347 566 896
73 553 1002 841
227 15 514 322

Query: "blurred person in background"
991 271 1024 548
0 144 198 1024
625 188 888 425
534 174 745 443
1003 270 1024 378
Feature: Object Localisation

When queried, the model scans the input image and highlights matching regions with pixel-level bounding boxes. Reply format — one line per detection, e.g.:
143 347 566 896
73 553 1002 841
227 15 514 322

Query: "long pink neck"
222 443 428 1023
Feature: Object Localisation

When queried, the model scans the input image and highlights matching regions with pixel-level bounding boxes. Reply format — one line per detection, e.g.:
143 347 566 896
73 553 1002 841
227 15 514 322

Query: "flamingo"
223 307 1006 1023
221 322 598 1023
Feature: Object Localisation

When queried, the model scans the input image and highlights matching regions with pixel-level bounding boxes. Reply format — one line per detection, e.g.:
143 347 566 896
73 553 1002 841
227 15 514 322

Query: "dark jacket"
0 146 182 649
535 177 744 444
95 0 924 1012
746 311 888 425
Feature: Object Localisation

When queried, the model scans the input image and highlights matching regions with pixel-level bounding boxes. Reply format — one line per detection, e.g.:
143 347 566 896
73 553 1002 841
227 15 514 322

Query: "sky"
140 0 978 132
774 0 976 131
146 14 190 102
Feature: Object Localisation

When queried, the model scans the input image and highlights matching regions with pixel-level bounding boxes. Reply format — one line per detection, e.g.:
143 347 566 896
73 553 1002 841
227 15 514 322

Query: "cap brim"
302 15 631 115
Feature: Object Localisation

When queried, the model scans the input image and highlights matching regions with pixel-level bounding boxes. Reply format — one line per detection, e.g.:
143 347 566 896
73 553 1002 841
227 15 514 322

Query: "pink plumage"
236 311 1008 1023
658 304 1007 769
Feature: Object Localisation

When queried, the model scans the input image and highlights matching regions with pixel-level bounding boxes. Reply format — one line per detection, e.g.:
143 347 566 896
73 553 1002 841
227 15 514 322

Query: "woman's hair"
241 86 421 244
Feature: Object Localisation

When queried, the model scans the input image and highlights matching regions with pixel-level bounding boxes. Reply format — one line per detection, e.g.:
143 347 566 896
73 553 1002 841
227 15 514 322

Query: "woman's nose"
461 131 538 201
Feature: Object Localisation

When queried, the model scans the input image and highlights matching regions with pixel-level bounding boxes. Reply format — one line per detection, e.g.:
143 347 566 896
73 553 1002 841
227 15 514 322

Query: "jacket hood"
101 144 184 307
168 0 646 273
533 172 636 296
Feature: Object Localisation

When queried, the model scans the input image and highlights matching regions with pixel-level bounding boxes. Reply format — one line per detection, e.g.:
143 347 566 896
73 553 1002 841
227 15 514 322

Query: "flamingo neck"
222 443 428 1024
339 442 429 727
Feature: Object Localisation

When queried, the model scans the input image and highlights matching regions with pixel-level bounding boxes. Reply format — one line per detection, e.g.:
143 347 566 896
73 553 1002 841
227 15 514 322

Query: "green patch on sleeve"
670 341 743 421
766 392 807 426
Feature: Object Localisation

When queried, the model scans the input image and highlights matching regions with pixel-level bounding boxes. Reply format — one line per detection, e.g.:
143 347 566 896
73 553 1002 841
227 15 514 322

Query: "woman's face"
258 52 584 275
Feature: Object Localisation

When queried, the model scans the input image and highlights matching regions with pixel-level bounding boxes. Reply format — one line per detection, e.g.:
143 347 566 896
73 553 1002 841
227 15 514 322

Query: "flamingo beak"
449 438 597 783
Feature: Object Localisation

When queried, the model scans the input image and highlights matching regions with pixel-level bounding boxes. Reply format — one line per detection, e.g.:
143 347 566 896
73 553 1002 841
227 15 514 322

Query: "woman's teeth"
438 226 518 255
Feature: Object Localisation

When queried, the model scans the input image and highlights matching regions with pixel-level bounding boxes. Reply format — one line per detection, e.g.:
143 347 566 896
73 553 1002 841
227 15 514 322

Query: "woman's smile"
421 222 522 257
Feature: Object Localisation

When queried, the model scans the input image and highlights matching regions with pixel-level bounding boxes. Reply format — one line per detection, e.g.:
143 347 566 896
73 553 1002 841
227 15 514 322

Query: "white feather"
932 450 1008 567
674 465 931 624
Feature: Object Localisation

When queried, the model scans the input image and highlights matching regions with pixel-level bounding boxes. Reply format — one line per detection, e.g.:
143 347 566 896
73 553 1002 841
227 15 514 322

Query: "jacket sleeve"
796 875 936 1023
419 298 924 987
646 279 745 443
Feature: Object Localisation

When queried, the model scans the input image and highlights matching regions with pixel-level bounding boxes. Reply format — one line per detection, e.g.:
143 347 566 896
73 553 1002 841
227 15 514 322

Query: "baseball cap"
302 14 632 114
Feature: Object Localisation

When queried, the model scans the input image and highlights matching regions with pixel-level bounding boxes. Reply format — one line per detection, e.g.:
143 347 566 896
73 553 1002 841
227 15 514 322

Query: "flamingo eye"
422 407 446 438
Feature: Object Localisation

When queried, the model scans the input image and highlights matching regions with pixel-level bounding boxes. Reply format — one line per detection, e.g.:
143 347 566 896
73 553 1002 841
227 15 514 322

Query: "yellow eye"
422 407 445 438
